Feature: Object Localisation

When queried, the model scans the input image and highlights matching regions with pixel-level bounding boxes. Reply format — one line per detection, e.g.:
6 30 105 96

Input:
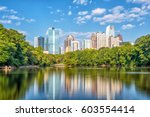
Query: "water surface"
0 67 150 100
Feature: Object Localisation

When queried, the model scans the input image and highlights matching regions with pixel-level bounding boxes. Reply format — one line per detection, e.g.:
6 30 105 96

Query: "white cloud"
122 24 135 30
15 22 21 26
17 30 27 35
54 20 59 23
73 0 93 5
139 22 145 26
26 19 35 23
127 0 150 4
109 6 124 14
9 9 18 14
56 9 61 13
0 19 12 24
78 11 88 15
92 8 106 15
0 6 7 11
68 11 72 16
130 7 142 13
2 15 24 20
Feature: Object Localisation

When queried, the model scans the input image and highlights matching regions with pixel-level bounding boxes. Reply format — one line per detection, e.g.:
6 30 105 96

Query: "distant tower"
117 34 123 45
45 27 59 54
91 33 97 49
82 39 92 50
34 36 44 49
64 35 75 52
71 41 80 51
96 32 107 49
106 25 115 37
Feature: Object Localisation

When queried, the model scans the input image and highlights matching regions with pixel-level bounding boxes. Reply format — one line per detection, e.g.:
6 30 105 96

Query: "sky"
0 0 150 46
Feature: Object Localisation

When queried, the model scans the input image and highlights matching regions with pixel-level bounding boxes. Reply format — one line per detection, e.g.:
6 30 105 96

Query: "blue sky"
0 0 150 45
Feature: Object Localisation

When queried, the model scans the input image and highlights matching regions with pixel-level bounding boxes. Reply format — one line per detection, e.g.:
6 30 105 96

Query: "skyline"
0 0 150 45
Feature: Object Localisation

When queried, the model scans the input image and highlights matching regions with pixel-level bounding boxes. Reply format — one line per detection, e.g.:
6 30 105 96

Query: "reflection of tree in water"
0 69 40 100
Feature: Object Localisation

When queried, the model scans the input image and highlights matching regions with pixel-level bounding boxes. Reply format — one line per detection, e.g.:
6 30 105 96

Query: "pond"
0 67 150 100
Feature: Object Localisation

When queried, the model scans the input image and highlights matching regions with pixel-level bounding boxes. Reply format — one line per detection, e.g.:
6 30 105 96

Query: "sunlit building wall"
71 41 80 51
82 39 92 50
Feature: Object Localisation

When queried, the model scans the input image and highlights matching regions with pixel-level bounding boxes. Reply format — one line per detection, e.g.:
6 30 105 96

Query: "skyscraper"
82 39 92 50
71 41 80 51
97 32 107 49
64 35 75 52
45 27 59 54
106 25 115 37
91 33 97 49
34 36 44 49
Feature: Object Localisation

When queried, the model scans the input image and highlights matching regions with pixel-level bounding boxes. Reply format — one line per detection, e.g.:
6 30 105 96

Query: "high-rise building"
109 36 120 47
82 39 92 50
117 34 123 45
59 46 64 54
45 27 59 54
91 33 97 49
64 35 75 52
106 25 115 37
71 41 80 51
97 32 108 49
34 36 44 49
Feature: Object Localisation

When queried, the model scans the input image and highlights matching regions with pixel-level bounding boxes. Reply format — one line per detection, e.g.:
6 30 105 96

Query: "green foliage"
0 24 54 67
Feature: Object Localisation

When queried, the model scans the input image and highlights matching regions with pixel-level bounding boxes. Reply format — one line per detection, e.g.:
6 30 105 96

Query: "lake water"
0 67 150 100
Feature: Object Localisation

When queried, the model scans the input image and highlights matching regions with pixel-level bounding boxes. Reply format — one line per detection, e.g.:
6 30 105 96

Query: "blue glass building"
45 27 59 54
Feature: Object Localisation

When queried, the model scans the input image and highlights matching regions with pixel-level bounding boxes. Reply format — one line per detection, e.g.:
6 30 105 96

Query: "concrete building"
91 33 97 49
96 32 108 49
109 36 120 47
71 41 80 51
64 35 75 53
82 39 92 50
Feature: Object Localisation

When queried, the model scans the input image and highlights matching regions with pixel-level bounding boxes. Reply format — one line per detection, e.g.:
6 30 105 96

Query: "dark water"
0 67 150 100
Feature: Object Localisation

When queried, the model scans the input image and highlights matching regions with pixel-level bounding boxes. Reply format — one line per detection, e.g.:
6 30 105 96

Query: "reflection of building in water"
42 69 122 100
43 70 63 100
33 79 39 96
65 73 81 96
97 78 122 100
64 72 122 100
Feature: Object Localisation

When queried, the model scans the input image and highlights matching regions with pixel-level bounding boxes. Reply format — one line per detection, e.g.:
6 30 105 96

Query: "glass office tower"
45 27 59 54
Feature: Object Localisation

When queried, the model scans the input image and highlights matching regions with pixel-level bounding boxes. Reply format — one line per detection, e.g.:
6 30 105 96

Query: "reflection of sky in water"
23 68 150 100
126 72 150 74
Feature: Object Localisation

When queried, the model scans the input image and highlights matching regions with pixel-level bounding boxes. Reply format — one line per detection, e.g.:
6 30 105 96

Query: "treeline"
0 24 55 67
0 24 150 67
63 35 150 67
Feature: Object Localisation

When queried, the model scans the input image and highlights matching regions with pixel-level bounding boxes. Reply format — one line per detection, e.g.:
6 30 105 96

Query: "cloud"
15 22 21 26
109 6 124 14
0 19 12 24
122 24 135 30
68 11 72 16
139 22 145 26
17 30 27 35
92 8 106 15
127 0 150 4
73 0 93 5
0 6 7 11
78 11 88 15
92 4 150 25
56 9 61 13
2 15 24 20
26 19 35 23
